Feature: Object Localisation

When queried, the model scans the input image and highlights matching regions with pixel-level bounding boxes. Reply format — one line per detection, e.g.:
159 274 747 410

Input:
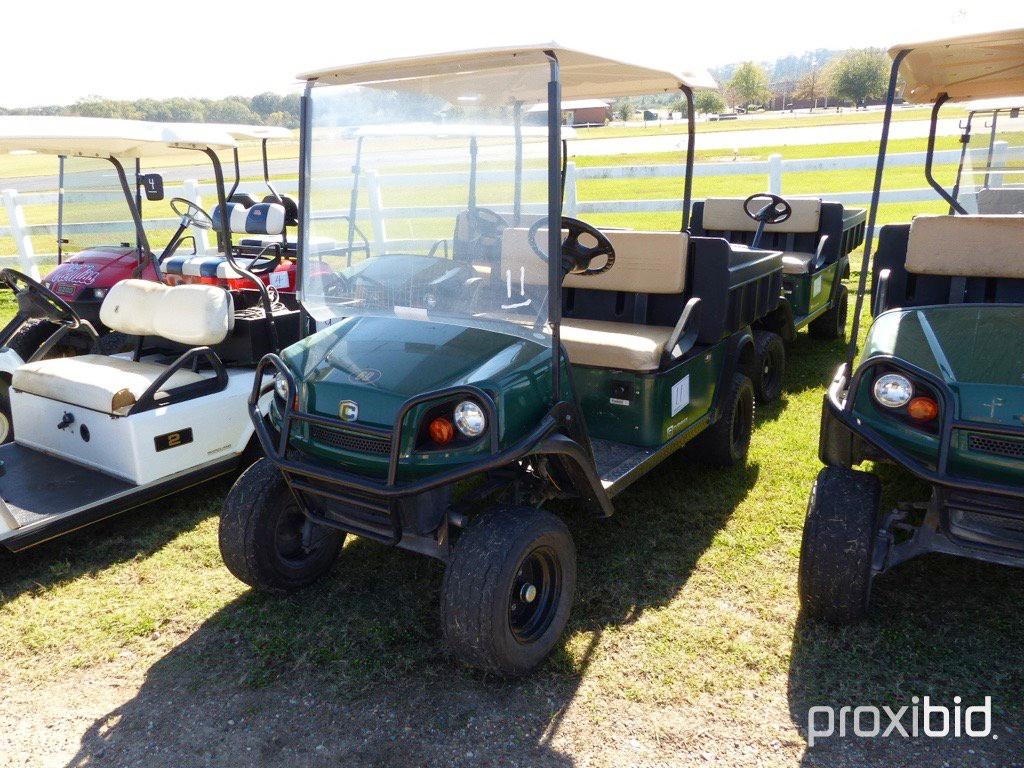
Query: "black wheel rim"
274 506 329 567
509 546 562 644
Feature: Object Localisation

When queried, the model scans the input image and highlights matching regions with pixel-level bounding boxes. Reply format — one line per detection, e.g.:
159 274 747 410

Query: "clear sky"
6 0 1021 107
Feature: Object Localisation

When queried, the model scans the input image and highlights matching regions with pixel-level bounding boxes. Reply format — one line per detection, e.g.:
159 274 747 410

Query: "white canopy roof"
0 116 239 158
299 44 717 103
185 123 294 142
961 97 1024 114
891 28 1024 104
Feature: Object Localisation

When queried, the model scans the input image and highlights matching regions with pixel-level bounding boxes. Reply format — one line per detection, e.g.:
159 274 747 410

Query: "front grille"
309 424 391 456
968 433 1024 460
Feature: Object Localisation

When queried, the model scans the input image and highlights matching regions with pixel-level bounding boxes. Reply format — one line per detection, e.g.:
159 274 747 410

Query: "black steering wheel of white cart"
527 216 616 277
170 197 215 230
0 268 80 328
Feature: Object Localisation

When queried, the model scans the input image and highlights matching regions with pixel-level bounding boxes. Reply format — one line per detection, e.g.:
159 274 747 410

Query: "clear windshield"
60 156 139 253
957 106 1024 214
302 62 553 341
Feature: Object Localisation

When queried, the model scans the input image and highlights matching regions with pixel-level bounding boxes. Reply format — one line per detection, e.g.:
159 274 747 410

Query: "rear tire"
751 330 786 404
688 373 755 467
219 458 344 592
809 285 848 340
798 466 881 623
442 507 576 677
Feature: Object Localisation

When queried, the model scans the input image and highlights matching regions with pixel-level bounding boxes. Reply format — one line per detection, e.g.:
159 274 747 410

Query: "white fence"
0 144 1017 277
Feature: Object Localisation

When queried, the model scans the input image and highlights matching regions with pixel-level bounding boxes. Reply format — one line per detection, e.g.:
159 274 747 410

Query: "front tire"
751 330 786 404
219 458 344 592
442 507 576 677
809 284 848 340
688 373 755 467
798 466 881 623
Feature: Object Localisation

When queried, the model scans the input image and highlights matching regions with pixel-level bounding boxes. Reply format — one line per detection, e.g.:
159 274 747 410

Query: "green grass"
0 266 1022 765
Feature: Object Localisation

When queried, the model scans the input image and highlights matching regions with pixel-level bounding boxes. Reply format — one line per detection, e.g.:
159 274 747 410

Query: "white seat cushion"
12 354 212 415
555 319 674 371
781 251 816 275
99 280 233 346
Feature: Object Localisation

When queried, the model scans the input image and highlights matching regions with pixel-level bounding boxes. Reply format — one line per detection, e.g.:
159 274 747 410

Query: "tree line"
613 48 897 119
0 92 302 128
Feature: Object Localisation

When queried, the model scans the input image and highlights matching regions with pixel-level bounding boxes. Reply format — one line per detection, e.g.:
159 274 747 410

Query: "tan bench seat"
555 319 674 371
500 228 689 371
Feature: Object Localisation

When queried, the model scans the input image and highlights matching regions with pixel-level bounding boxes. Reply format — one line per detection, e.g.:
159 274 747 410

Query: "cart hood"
864 305 1024 426
43 247 151 298
281 314 549 429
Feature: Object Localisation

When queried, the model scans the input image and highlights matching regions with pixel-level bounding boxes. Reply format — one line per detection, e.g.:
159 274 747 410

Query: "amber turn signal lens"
428 417 455 446
907 396 939 422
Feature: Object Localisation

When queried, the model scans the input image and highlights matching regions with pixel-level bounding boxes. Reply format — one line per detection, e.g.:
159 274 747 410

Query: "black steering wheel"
0 268 80 328
743 193 792 226
527 216 616 277
170 197 214 230
240 242 283 276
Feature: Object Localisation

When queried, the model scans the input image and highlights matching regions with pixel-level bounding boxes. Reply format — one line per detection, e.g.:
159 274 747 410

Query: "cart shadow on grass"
0 477 235 603
60 454 760 768
787 544 1024 767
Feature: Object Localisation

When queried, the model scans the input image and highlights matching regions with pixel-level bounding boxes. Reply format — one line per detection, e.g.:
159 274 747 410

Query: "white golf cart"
0 122 309 552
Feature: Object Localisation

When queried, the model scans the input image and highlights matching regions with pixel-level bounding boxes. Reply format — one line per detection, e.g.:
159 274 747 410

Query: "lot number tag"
671 375 690 416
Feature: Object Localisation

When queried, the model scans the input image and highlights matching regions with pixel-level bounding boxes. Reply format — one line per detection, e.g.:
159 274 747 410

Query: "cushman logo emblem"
339 400 359 421
349 368 381 384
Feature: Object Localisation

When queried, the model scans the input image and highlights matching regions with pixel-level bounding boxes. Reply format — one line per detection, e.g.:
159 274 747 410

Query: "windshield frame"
297 51 565 397
56 154 152 265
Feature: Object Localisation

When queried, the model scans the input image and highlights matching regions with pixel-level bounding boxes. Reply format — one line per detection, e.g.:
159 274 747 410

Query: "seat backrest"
906 215 1024 278
211 201 286 236
100 279 234 346
977 188 1024 215
701 198 821 234
499 228 689 294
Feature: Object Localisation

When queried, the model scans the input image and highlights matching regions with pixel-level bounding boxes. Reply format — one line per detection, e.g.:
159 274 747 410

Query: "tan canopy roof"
891 28 1024 104
0 116 239 158
299 44 717 103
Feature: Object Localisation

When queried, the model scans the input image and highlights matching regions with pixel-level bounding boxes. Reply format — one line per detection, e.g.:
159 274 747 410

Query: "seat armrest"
129 346 228 414
810 234 830 272
662 297 702 365
873 268 892 316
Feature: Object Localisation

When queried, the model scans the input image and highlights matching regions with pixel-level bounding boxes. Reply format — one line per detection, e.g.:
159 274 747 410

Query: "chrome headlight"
453 400 486 438
273 372 290 401
873 373 913 408
92 288 108 300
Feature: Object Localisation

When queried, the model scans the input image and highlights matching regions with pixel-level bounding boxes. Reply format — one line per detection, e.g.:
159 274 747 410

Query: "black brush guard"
251 354 553 546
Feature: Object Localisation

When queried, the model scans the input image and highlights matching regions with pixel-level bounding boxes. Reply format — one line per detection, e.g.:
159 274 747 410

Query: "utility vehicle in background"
798 28 1024 623
690 193 866 403
220 46 787 676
